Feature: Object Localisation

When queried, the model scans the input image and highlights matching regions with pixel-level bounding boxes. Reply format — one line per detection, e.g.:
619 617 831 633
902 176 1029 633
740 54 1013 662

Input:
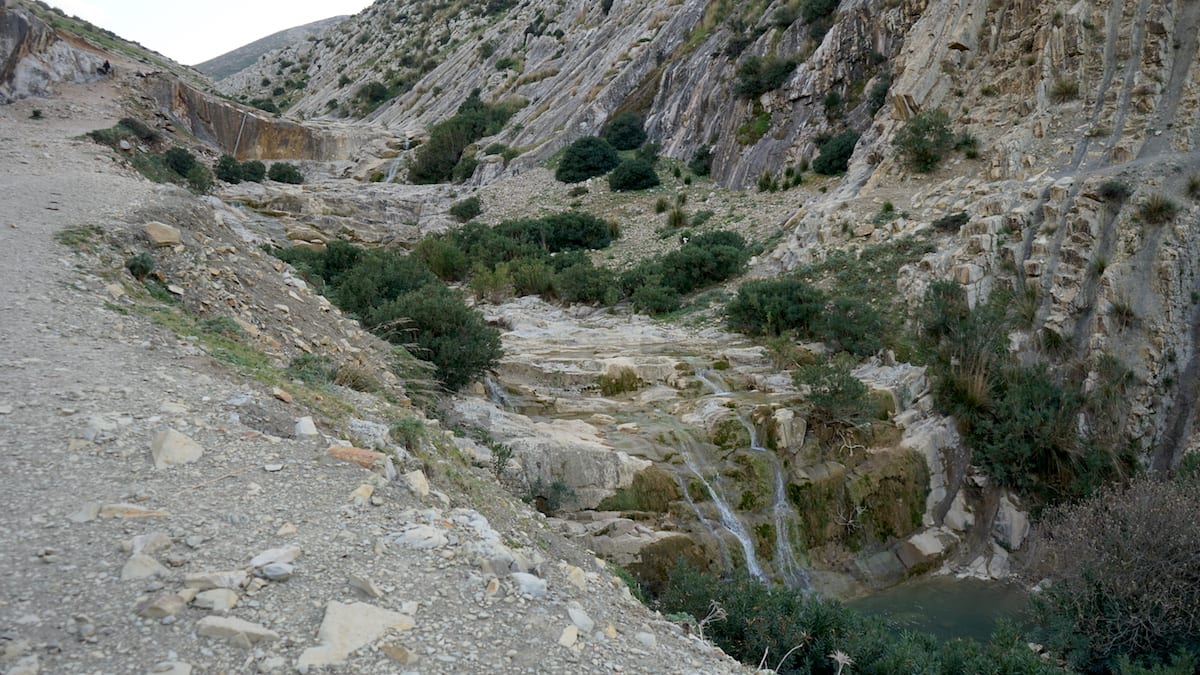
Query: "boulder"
150 429 204 469
145 222 181 247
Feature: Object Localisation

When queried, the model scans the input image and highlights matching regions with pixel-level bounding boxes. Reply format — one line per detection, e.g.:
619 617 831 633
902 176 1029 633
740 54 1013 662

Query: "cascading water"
769 454 811 589
384 157 402 183
484 374 515 411
680 447 767 582
695 368 730 395
676 474 733 573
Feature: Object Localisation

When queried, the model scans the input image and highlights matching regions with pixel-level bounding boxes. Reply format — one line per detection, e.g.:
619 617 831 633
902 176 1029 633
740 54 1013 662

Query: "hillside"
195 16 348 80
3 0 1200 671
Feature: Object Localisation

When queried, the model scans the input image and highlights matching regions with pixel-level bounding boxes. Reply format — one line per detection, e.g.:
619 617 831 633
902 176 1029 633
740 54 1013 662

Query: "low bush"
608 158 660 191
688 146 713 176
1098 180 1132 204
268 162 304 184
1049 78 1080 104
893 109 954 173
240 160 266 182
734 55 798 99
795 359 874 427
631 280 681 315
186 163 214 194
602 112 647 151
214 154 242 183
125 252 154 280
726 278 826 336
556 261 618 305
494 211 616 252
163 147 196 177
800 0 839 23
932 212 970 232
812 130 860 175
449 196 482 222
414 237 469 281
555 136 620 183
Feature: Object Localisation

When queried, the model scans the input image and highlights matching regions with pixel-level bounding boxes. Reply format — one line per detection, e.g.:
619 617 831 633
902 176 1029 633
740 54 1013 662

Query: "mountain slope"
195 16 347 79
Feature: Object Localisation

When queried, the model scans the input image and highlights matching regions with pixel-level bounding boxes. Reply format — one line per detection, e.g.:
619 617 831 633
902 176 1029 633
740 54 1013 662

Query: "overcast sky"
46 0 375 66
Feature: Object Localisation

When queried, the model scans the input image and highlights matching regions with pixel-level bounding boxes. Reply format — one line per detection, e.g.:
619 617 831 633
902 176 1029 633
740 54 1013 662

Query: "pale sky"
46 0 375 66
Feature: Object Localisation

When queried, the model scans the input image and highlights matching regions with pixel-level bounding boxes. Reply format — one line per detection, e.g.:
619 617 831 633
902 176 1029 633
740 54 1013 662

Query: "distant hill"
194 16 347 80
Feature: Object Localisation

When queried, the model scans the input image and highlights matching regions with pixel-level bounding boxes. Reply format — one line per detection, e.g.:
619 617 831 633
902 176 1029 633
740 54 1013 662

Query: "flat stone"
184 570 248 590
193 588 238 611
558 625 578 648
350 484 374 506
348 573 384 599
403 470 430 497
391 525 448 549
566 565 587 591
150 429 204 469
511 572 547 598
568 605 594 633
67 503 100 523
100 503 169 518
196 616 278 649
130 532 172 556
271 387 292 403
121 554 170 580
249 545 301 568
635 631 657 648
145 221 181 247
260 563 293 581
326 445 385 469
297 601 414 668
135 593 186 619
295 417 318 437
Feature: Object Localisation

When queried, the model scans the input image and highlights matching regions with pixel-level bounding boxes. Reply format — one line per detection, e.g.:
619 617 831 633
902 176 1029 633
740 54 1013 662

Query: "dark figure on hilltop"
99 60 111 75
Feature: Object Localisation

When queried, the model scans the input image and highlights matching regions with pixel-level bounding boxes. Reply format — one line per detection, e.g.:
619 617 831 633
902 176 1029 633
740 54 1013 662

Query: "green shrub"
1098 180 1132 203
240 160 266 182
726 278 826 336
734 56 798 99
163 147 196 177
602 112 647 151
932 212 970 232
186 163 214 194
125 252 155 280
368 285 502 390
494 211 616 252
795 359 873 426
334 249 438 319
414 237 469 281
556 261 618 305
449 196 482 222
214 154 242 183
893 109 954 172
268 162 304 184
688 146 713 176
409 91 520 184
608 158 660 191
812 130 860 175
667 207 688 229
508 258 557 297
818 295 884 357
451 154 479 182
800 0 839 23
118 117 160 143
867 73 892 115
555 136 620 183
631 280 681 315
657 232 749 294
1049 78 1079 104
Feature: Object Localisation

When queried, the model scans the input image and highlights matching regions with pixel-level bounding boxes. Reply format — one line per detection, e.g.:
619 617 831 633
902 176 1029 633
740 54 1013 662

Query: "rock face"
0 2 105 103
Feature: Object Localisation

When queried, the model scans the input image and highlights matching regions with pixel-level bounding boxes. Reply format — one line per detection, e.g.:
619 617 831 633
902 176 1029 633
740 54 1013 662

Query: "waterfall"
695 368 730 395
680 449 767 581
738 413 766 452
769 455 812 589
676 474 732 572
384 157 402 183
484 375 514 411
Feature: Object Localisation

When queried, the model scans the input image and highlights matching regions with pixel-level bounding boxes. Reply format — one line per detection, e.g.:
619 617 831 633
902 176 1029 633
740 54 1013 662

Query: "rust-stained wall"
142 74 377 161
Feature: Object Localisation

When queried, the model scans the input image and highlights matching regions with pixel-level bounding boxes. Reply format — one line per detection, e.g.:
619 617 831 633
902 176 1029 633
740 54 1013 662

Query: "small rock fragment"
146 661 191 675
294 417 318 437
297 601 414 668
568 605 595 633
635 631 657 648
271 387 292 403
259 563 293 581
558 625 579 648
511 572 547 598
196 616 278 649
403 470 429 497
184 570 248 590
121 554 170 581
381 643 419 665
348 574 384 599
192 588 238 612
249 545 301 568
326 445 385 469
150 429 204 469
145 221 181 247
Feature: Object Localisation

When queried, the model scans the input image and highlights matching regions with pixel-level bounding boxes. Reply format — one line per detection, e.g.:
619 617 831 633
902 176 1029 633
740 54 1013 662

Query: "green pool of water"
846 576 1031 643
